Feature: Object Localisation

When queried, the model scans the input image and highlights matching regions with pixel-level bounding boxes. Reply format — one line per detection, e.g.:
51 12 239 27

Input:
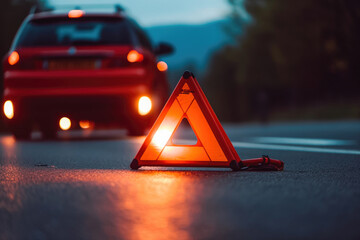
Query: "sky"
48 0 239 26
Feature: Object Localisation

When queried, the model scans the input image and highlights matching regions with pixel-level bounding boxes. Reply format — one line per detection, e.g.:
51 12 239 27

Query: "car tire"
41 129 57 139
152 81 168 115
12 126 32 140
127 126 146 136
40 124 57 140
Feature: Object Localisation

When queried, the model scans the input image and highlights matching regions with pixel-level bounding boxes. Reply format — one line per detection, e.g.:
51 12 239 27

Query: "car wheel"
40 123 58 140
127 126 146 136
41 128 57 139
152 82 168 115
12 126 32 140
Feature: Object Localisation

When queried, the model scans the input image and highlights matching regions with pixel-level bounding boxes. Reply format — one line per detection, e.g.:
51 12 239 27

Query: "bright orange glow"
127 50 144 63
3 100 14 119
138 82 229 163
1 135 15 147
59 117 71 131
79 120 94 129
159 146 209 161
152 129 172 148
157 61 168 72
0 169 196 239
138 96 152 116
8 51 19 66
68 10 84 18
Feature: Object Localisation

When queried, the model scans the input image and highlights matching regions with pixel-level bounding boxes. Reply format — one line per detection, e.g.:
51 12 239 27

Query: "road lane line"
231 142 360 155
252 137 356 146
170 139 360 155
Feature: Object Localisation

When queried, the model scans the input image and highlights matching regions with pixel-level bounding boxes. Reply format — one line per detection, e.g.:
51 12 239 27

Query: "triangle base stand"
131 155 284 171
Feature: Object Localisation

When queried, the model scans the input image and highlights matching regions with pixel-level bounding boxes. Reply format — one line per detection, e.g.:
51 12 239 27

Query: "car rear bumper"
4 67 150 96
3 68 157 128
4 93 155 128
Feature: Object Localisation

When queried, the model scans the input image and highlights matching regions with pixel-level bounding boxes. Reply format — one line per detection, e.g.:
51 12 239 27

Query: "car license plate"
48 59 96 70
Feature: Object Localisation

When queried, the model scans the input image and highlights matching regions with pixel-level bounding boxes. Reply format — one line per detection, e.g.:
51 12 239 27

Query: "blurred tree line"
0 0 45 91
204 0 360 122
1 1 38 70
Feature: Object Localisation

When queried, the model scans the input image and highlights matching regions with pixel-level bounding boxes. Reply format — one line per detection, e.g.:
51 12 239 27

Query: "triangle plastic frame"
131 71 241 170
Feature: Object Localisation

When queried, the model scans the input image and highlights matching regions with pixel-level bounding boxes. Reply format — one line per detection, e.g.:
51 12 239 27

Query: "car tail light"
59 117 71 130
8 51 19 66
157 61 168 72
127 50 143 63
3 100 14 119
4 51 38 70
138 96 152 116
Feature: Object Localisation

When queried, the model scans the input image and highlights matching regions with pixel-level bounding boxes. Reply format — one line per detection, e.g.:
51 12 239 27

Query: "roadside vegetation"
204 0 360 122
0 0 44 130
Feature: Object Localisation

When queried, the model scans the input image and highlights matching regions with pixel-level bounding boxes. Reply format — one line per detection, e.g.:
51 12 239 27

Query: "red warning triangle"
131 71 241 170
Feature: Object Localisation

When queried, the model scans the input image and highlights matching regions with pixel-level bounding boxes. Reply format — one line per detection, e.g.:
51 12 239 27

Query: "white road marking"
252 137 356 146
232 142 360 155
174 139 360 155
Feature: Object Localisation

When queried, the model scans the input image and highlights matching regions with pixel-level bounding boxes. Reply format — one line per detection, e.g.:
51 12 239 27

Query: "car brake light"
157 61 168 72
138 96 152 116
127 50 144 63
3 100 14 119
68 10 84 18
8 51 19 66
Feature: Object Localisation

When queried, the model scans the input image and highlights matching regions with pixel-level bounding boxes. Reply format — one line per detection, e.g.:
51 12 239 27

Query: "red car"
2 6 173 139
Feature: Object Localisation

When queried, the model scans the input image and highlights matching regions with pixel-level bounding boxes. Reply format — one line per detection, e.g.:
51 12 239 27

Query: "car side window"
129 20 153 51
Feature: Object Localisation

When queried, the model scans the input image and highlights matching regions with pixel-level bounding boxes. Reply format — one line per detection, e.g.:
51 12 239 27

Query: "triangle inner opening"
171 118 198 145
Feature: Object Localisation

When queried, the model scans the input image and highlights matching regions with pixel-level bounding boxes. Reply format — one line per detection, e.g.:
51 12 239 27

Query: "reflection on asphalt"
1 165 209 239
1 121 360 239
0 134 207 240
0 133 231 240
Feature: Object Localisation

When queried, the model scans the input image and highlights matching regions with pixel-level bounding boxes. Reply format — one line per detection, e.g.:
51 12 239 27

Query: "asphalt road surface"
1 120 359 240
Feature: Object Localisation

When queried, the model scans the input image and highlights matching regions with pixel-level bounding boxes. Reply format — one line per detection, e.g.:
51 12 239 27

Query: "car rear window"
14 17 132 47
